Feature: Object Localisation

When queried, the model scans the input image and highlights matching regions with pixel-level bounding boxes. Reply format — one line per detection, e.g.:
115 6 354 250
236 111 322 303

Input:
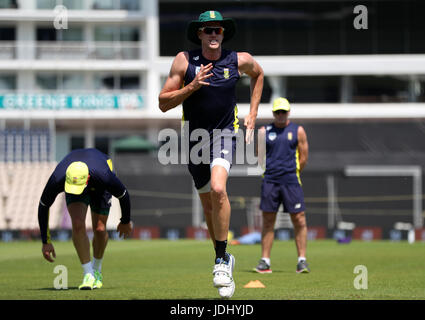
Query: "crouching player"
38 148 132 290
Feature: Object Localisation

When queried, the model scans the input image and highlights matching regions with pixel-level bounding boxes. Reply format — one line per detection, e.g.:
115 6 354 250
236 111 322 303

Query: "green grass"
0 239 424 300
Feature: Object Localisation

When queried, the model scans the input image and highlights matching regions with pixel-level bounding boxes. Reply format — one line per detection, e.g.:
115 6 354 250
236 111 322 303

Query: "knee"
94 224 107 235
262 214 276 230
72 219 86 233
210 182 227 199
292 212 307 229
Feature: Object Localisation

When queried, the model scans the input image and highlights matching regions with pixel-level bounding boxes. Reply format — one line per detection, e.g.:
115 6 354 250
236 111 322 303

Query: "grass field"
0 239 424 300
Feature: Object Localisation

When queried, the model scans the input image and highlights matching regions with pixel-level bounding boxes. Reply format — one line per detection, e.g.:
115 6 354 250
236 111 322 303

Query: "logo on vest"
224 68 230 79
288 132 293 140
268 132 277 141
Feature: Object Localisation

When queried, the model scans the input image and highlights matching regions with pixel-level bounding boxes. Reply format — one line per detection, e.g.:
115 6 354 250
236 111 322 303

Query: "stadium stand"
0 162 64 231
0 162 12 229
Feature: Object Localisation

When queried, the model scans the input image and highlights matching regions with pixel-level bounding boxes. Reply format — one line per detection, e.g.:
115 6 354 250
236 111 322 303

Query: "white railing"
155 54 425 76
0 42 15 60
0 41 145 60
36 41 144 60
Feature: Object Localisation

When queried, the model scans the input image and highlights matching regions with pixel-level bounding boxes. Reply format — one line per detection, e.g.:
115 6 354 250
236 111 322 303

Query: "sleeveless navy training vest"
183 49 240 134
263 122 302 185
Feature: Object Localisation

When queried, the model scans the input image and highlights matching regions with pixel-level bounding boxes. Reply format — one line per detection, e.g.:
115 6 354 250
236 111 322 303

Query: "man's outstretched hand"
42 243 56 263
117 221 133 239
190 63 214 90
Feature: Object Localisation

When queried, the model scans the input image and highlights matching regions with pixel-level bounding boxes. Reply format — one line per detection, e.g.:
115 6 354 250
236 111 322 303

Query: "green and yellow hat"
65 161 89 195
187 10 236 45
272 97 291 112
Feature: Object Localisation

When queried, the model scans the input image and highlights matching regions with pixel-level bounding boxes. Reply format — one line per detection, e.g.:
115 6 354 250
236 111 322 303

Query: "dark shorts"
188 131 237 190
65 189 112 215
260 180 306 214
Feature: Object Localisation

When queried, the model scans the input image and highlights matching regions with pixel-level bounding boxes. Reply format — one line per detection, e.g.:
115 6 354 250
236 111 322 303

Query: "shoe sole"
79 286 93 290
253 268 272 274
296 269 310 274
218 281 235 299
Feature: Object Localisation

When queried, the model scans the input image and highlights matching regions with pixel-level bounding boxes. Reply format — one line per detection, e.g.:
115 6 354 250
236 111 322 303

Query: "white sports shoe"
212 253 235 298
218 279 235 299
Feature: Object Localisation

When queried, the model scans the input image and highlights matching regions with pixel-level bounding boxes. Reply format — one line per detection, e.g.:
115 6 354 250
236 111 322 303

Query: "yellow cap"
272 97 290 112
65 161 89 195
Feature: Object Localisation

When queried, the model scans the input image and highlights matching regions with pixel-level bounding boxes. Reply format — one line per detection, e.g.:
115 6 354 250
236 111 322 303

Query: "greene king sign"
0 94 144 110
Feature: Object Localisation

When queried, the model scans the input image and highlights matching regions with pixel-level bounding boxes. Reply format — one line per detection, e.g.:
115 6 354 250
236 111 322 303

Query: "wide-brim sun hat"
187 10 236 45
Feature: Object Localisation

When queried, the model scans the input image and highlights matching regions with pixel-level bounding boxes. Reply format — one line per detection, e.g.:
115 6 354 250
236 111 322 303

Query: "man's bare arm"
297 126 309 172
159 52 213 112
238 52 264 143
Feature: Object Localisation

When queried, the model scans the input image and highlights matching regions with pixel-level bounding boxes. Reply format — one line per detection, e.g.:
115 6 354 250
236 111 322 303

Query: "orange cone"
243 280 266 288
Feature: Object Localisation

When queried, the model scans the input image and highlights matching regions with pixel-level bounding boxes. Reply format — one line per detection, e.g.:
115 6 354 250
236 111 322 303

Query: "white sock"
298 256 306 263
92 257 103 273
261 257 271 266
82 262 94 276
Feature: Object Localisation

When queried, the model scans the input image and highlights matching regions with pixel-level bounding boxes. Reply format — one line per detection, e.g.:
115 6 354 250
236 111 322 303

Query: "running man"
255 98 310 274
38 148 132 290
159 10 264 298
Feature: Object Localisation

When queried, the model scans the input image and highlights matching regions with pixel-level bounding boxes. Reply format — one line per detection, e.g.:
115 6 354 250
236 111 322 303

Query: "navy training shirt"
263 122 302 185
182 49 240 135
39 148 126 206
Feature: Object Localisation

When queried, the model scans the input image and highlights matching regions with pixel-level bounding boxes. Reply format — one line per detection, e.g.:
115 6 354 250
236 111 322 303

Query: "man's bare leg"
290 211 307 259
91 212 109 260
199 191 216 248
68 202 91 265
260 212 277 259
210 165 231 260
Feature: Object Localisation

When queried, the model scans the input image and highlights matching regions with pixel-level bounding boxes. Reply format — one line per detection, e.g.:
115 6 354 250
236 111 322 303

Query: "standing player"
254 98 310 274
159 10 264 298
38 148 132 290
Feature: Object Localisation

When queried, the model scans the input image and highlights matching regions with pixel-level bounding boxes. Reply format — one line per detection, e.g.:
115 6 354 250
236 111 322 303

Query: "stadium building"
1 0 424 241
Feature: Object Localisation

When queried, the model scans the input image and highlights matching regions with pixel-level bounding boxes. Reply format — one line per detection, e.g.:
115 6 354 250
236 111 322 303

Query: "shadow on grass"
28 287 118 291
28 287 79 291
241 269 290 274
130 297 225 300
